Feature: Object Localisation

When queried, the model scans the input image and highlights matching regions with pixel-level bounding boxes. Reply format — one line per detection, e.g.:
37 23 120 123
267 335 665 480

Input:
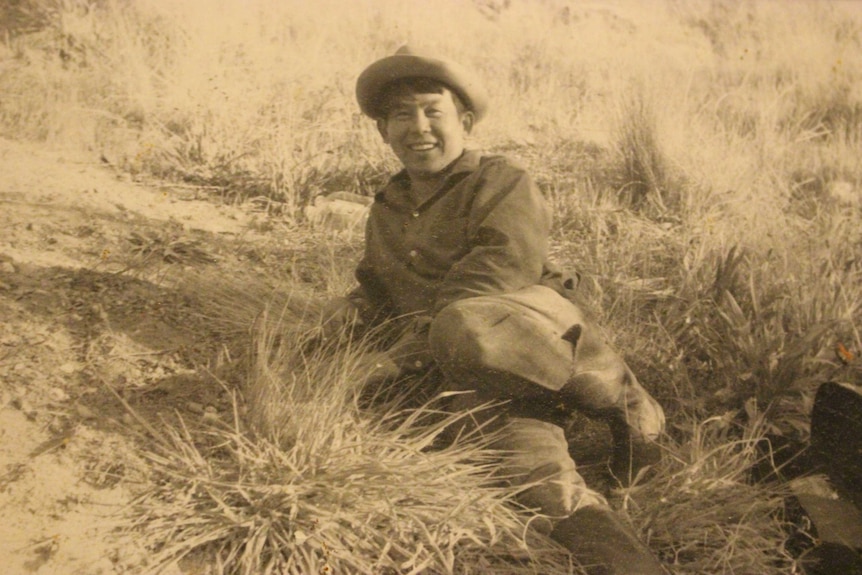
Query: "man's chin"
404 154 464 181
406 163 446 180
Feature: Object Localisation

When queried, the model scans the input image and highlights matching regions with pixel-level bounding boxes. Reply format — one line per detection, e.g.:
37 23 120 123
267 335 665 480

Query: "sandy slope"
0 138 267 574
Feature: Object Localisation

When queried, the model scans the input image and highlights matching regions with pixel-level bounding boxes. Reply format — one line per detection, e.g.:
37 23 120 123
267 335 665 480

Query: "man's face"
377 88 474 181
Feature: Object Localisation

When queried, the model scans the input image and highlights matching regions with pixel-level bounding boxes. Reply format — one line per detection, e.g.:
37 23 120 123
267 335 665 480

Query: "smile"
407 143 437 151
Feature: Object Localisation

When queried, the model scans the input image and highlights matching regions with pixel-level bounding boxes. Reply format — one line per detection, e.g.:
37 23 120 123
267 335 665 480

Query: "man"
324 45 666 575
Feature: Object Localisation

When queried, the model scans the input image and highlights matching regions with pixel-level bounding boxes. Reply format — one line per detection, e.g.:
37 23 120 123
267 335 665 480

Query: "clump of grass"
624 414 797 575
654 238 862 437
126 229 217 266
123 308 575 575
610 89 676 214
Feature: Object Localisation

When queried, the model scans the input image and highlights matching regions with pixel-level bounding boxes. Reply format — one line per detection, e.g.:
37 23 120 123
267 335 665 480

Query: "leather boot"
550 505 665 575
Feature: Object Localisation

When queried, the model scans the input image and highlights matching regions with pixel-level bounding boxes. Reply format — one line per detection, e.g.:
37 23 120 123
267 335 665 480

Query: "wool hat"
356 45 489 121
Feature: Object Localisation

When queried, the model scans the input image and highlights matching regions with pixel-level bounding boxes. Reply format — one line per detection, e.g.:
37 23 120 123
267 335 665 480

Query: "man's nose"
409 111 431 133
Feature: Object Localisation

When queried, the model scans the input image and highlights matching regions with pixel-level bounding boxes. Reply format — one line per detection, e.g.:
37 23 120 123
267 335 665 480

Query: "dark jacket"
350 150 575 324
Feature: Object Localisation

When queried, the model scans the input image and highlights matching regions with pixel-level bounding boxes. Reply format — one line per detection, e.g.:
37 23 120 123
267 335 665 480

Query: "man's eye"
392 111 412 120
426 109 443 118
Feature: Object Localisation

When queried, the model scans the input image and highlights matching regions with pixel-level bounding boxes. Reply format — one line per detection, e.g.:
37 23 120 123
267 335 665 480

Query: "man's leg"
429 285 665 484
429 288 666 574
494 416 606 517
446 387 605 519
446 392 664 575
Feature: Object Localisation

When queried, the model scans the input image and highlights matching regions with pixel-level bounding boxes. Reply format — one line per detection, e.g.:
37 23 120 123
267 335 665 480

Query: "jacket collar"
388 149 481 189
377 149 481 208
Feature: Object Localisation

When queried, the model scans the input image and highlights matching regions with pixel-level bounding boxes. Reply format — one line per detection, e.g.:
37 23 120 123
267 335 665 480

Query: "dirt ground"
0 137 292 574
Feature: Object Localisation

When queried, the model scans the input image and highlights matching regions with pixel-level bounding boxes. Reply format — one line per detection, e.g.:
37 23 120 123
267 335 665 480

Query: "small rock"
47 417 68 435
202 411 219 422
204 405 217 414
186 401 204 414
59 362 79 375
74 403 97 419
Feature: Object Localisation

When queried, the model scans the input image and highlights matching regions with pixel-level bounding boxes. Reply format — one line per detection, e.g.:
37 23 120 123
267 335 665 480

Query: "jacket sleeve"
433 163 551 314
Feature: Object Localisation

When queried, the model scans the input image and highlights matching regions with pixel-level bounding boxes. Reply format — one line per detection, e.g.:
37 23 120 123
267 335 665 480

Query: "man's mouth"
407 142 437 152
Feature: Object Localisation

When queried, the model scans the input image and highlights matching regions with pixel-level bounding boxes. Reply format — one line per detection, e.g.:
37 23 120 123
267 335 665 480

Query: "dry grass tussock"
626 413 796 574
123 307 576 574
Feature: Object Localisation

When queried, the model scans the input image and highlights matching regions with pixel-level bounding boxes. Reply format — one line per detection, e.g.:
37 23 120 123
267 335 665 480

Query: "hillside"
1 1 861 573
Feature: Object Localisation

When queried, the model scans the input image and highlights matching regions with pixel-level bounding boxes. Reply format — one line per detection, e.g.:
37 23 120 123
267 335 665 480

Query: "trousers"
427 285 665 518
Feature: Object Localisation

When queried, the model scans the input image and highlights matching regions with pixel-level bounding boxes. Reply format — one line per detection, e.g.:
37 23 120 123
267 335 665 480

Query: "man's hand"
388 315 435 373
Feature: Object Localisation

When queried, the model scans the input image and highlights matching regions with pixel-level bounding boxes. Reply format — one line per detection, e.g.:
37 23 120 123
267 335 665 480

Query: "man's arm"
434 162 551 315
320 224 393 338
351 250 398 324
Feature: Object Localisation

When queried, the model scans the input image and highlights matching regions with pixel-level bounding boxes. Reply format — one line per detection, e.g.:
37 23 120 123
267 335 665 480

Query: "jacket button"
409 249 418 258
412 211 420 218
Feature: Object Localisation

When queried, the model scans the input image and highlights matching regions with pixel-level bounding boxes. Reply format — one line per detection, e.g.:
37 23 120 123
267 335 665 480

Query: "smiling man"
376 78 472 181
325 45 666 575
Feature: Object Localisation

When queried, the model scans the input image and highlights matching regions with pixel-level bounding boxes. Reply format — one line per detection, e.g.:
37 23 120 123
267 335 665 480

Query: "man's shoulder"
473 151 531 179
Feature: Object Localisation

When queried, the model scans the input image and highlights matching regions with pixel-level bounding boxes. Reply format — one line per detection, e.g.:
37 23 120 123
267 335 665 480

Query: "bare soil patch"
0 138 290 574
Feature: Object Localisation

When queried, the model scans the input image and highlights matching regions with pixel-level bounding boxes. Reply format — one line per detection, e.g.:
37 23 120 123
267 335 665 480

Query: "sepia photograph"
1 1 861 573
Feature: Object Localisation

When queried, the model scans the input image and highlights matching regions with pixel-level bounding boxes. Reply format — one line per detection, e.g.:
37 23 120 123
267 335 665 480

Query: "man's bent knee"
429 286 583 396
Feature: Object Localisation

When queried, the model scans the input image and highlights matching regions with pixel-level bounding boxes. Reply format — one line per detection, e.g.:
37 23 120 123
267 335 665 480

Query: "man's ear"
460 111 475 136
376 118 390 144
